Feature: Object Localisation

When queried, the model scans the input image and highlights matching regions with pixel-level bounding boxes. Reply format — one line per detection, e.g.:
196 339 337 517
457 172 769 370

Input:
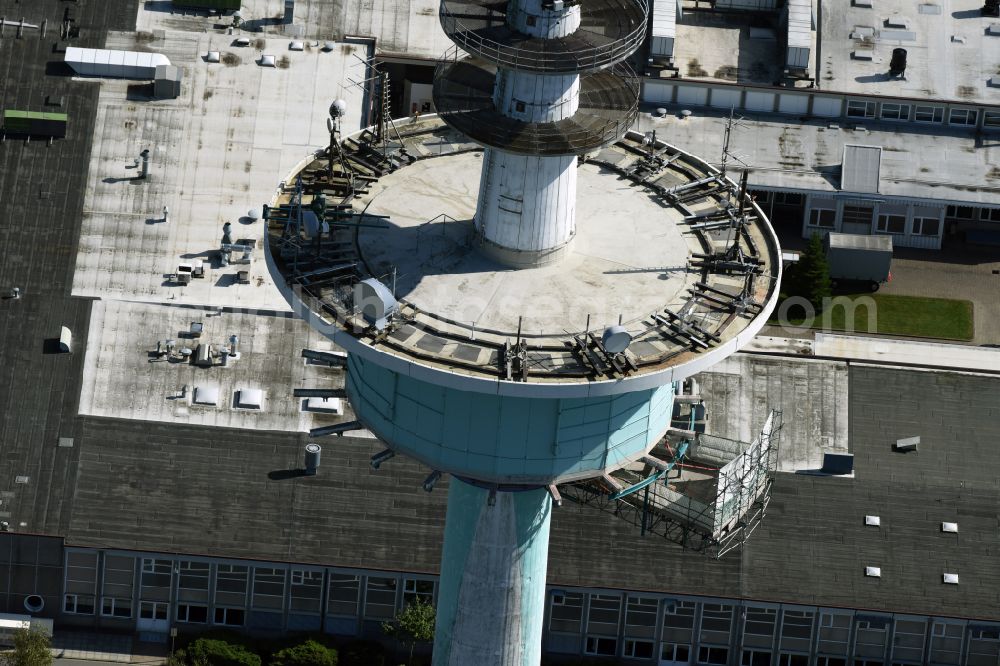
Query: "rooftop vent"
304 443 321 475
941 521 958 533
865 566 881 578
885 15 910 28
193 385 220 406
304 397 342 414
943 573 959 584
236 388 263 409
894 436 919 452
865 515 881 526
821 452 854 475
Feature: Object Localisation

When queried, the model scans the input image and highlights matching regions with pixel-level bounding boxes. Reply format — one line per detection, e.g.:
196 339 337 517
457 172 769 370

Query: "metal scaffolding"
560 410 782 558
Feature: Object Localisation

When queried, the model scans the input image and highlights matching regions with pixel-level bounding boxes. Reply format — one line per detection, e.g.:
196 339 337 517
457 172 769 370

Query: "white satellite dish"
601 325 632 354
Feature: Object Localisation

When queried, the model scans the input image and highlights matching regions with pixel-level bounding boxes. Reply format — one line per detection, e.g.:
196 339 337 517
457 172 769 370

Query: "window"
947 205 975 219
914 105 943 123
214 607 245 626
290 569 323 613
549 591 584 633
327 574 360 617
742 649 772 666
778 652 809 666
661 643 691 663
63 594 95 615
140 601 168 620
847 100 876 118
912 217 940 236
403 578 434 605
176 603 208 623
818 612 852 656
624 639 654 659
842 205 874 228
700 604 734 639
876 214 905 234
216 564 249 595
252 567 286 609
949 108 978 126
816 658 846 666
698 646 729 665
880 103 909 120
178 561 210 590
585 636 618 656
809 208 836 228
364 576 398 619
140 558 172 589
781 610 814 640
588 594 623 633
778 654 809 666
930 621 965 665
775 192 804 206
101 597 132 618
985 111 1000 128
66 551 98 600
663 600 696 629
980 208 1000 222
625 596 659 632
744 607 777 637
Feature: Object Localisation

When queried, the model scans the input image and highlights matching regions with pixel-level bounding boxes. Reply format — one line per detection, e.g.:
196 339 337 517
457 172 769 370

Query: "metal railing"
432 51 640 155
439 0 648 73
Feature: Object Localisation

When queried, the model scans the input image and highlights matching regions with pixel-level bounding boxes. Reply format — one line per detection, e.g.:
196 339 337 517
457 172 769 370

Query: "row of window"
551 592 1000 664
806 209 940 236
845 100 999 127
947 205 1000 222
65 555 435 622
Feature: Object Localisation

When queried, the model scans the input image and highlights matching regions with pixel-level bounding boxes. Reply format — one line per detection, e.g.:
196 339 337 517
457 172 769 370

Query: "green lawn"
770 294 975 341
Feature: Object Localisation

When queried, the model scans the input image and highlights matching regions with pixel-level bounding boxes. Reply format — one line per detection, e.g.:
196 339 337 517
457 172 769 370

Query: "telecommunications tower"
264 0 782 663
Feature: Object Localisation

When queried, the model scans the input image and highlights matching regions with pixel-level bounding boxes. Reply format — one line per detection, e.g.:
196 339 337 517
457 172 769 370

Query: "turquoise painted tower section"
346 353 676 485
434 479 552 666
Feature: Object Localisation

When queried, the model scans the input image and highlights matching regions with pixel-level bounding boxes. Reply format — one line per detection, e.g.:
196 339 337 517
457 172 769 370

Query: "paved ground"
771 224 1000 345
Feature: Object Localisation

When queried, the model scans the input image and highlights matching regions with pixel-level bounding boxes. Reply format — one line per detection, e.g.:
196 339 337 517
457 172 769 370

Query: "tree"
271 640 338 666
786 233 832 310
0 628 53 666
381 597 435 666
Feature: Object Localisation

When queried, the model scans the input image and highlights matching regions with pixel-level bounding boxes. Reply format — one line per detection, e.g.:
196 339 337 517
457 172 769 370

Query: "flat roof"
78 300 353 432
659 0 1000 106
635 108 1000 206
73 28 368 310
820 0 1000 105
671 11 789 85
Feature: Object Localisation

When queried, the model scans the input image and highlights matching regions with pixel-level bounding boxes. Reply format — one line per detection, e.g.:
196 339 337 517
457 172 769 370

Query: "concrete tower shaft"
436 0 646 266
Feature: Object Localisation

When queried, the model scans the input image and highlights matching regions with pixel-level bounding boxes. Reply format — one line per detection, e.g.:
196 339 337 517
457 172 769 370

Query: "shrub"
0 628 53 666
185 638 261 666
270 640 337 666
